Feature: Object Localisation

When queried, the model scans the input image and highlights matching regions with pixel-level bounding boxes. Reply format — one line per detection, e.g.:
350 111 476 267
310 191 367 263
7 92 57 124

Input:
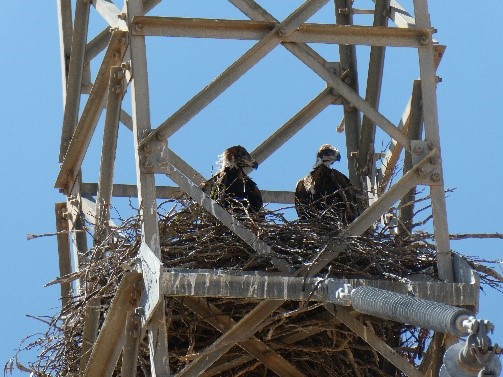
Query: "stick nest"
6 198 502 377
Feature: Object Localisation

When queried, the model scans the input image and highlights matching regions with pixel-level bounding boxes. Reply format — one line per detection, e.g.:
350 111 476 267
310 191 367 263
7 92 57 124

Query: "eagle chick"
202 145 263 213
295 144 358 224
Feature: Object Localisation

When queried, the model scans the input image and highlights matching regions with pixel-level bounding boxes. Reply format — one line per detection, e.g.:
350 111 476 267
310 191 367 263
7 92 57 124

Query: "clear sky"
1 1 502 374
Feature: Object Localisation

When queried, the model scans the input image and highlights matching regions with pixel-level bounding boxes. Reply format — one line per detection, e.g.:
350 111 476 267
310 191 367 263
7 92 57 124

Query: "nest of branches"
7 198 502 377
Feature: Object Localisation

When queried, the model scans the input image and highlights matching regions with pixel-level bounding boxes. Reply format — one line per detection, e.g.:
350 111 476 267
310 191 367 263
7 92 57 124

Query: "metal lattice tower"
54 0 481 376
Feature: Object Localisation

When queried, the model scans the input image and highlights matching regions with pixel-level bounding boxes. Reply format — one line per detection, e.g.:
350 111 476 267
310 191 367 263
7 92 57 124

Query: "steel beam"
60 0 90 162
334 0 362 189
55 203 73 308
121 309 142 377
132 16 428 47
80 182 295 204
139 0 330 152
387 0 416 28
85 27 112 65
95 66 125 244
357 0 390 176
56 31 127 193
127 0 168 374
161 269 477 306
413 0 453 282
83 272 142 377
398 80 423 235
57 0 73 99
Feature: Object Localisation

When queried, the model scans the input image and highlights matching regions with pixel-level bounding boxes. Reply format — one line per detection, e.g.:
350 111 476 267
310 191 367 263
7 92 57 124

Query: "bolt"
143 160 153 170
430 172 441 182
338 8 350 15
413 144 424 155
420 36 429 46
416 167 426 178
435 76 442 83
134 23 143 33
121 61 131 71
111 52 120 61
427 141 435 151
157 131 168 141
118 13 127 21
277 28 286 37
429 155 439 165
142 143 153 155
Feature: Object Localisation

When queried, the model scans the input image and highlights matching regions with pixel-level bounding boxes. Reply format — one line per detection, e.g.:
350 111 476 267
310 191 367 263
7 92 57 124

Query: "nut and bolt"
413 144 424 155
416 167 426 178
430 172 441 182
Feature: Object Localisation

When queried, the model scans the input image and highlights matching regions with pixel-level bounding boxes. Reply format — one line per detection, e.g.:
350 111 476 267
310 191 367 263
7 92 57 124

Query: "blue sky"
1 1 502 374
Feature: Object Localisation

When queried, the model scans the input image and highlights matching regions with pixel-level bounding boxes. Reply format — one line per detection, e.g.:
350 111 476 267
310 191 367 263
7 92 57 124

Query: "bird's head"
219 145 258 170
315 144 341 167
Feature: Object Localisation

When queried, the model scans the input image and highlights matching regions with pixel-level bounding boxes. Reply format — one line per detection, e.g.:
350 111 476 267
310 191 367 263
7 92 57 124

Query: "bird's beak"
336 154 341 162
252 161 258 170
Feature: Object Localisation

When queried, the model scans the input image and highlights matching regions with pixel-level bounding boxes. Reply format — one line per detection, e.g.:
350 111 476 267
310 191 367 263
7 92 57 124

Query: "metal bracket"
325 62 343 104
139 132 170 174
411 140 443 186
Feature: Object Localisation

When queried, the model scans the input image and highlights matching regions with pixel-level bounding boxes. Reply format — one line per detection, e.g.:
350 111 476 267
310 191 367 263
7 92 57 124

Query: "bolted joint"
276 27 287 37
413 144 424 155
416 166 427 178
430 172 441 182
133 23 144 33
420 36 429 46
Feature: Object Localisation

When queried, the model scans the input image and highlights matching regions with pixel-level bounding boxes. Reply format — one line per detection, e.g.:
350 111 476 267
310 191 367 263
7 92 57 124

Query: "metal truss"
54 0 477 376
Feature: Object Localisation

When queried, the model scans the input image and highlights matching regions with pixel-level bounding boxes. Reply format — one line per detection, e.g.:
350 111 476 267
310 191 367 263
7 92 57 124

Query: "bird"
295 144 358 224
202 145 263 214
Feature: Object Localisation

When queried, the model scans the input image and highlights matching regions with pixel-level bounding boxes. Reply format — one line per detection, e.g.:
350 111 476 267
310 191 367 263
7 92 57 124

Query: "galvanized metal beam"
85 27 112 65
161 269 477 306
334 0 362 189
139 0 330 152
132 16 429 47
83 272 142 377
80 182 296 204
413 0 453 283
95 66 125 244
60 0 90 162
121 309 142 377
328 304 424 377
56 31 127 193
57 0 73 98
387 0 416 28
398 80 423 235
357 0 390 176
127 0 168 374
55 203 73 308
